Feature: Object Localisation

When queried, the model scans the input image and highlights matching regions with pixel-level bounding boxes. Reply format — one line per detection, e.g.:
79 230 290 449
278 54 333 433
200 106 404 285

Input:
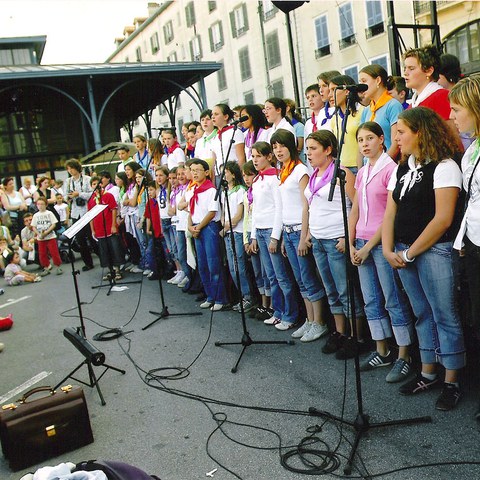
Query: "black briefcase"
0 385 94 471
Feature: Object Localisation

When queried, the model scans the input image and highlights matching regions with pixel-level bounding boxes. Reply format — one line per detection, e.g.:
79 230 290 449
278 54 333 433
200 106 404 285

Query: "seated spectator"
3 251 41 285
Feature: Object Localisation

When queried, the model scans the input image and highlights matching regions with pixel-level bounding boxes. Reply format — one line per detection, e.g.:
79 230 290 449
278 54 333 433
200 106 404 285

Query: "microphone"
335 84 368 93
231 115 249 125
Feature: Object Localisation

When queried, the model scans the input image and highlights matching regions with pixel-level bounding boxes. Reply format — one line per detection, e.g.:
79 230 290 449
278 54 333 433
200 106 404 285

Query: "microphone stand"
310 89 431 474
213 121 293 373
143 127 202 330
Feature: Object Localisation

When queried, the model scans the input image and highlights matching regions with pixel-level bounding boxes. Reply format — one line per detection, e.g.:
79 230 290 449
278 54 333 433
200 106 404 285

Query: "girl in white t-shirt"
221 161 251 312
271 129 328 341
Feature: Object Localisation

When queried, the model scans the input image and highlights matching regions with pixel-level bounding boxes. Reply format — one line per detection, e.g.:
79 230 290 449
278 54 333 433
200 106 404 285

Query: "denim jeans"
256 228 298 324
396 241 465 370
356 239 414 346
225 232 252 299
162 219 178 262
133 222 148 270
246 232 270 296
144 234 155 271
176 230 191 278
283 229 325 302
194 221 228 305
311 237 363 318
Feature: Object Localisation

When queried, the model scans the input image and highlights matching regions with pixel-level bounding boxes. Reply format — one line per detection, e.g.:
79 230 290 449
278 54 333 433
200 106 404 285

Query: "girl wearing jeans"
349 122 414 382
383 107 465 411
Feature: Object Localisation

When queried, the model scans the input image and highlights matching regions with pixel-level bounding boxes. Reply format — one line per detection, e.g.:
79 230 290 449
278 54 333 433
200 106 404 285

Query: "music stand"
58 205 126 405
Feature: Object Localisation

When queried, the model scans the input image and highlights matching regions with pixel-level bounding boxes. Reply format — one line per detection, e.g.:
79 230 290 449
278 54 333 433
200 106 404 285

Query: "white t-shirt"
278 163 309 225
251 173 282 240
190 186 221 224
461 141 480 246
31 210 58 240
195 132 216 162
105 184 120 205
264 117 296 143
175 188 189 232
222 187 246 234
211 128 245 175
166 147 185 170
20 185 36 206
54 203 68 222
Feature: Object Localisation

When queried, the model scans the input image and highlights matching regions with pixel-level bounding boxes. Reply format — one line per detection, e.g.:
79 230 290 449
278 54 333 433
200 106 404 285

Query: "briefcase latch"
1 403 17 411
60 385 73 393
46 425 56 437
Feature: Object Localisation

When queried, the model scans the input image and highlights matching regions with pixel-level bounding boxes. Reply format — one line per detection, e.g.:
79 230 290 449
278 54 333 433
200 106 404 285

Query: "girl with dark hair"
349 122 414 382
211 103 246 177
382 107 465 410
329 75 364 173
359 64 403 158
221 161 252 311
272 129 327 338
305 130 364 358
263 97 295 142
284 98 305 156
240 104 268 160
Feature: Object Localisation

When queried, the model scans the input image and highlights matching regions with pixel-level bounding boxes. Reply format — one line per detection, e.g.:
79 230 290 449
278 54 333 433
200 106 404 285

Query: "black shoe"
336 337 358 360
195 294 207 302
148 274 159 281
435 383 461 411
82 265 94 272
399 373 440 396
322 332 345 354
255 307 273 321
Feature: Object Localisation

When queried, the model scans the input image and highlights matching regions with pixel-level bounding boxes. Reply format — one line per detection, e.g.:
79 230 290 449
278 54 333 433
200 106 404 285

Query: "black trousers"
72 218 97 268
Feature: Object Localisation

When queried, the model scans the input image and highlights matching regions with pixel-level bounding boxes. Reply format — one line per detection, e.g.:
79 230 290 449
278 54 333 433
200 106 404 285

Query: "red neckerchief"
311 112 318 132
167 141 180 154
218 125 233 140
252 167 277 184
189 179 214 215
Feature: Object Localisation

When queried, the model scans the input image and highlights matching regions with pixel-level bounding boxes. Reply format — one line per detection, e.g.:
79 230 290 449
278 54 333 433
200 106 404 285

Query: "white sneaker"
167 271 180 283
0 342 4 352
171 271 185 285
177 276 189 288
291 321 312 339
275 321 296 331
300 323 329 342
264 316 280 325
200 300 214 309
143 269 152 276
130 266 144 273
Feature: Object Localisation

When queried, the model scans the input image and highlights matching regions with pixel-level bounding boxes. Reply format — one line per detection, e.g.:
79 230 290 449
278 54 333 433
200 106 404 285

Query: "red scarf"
311 112 318 132
253 167 277 184
189 179 214 216
167 141 180 154
218 125 233 140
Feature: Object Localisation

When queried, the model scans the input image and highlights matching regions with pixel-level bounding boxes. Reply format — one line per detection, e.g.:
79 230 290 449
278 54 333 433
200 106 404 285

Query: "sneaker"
291 321 312 339
56 267 63 275
148 273 159 281
200 300 214 309
211 303 231 312
46 264 53 271
232 302 241 312
115 272 123 281
257 307 274 321
301 323 329 343
399 373 440 396
435 383 461 411
241 299 255 313
177 276 189 288
264 315 280 325
249 307 260 318
0 342 3 352
171 271 185 285
143 269 152 276
39 268 50 277
360 351 395 372
322 332 345 354
130 266 144 274
102 273 112 281
124 263 134 272
386 358 411 383
33 276 42 283
167 271 180 284
275 321 296 331
336 337 358 359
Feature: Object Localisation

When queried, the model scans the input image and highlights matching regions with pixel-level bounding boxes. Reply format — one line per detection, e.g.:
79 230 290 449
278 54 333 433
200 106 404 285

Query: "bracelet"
402 248 415 263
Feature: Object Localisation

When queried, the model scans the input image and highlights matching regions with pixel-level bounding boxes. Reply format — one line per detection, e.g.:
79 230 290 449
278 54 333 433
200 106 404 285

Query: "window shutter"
209 27 214 52
230 11 237 38
242 3 249 32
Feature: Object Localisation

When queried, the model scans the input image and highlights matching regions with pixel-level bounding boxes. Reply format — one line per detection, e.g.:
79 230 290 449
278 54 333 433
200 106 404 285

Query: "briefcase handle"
18 386 55 404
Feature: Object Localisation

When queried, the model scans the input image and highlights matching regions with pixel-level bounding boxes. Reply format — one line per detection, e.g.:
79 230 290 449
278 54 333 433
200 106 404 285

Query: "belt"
283 224 302 234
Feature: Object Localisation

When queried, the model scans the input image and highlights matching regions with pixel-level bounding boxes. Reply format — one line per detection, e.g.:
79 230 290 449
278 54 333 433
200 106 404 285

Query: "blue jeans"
144 235 155 271
283 229 325 302
176 230 191 278
162 219 178 262
133 222 148 270
246 232 270 296
396 241 465 370
225 232 252 299
311 237 363 318
194 222 228 305
356 239 414 346
256 228 298 324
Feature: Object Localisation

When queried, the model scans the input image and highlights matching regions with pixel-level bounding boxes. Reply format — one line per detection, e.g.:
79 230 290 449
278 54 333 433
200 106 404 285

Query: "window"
344 65 359 82
263 0 277 21
365 0 384 38
150 33 160 54
230 4 249 38
209 21 224 52
167 52 178 62
271 79 284 98
135 47 142 62
158 104 167 116
217 65 227 91
266 31 281 69
208 1 217 13
244 91 255 104
370 54 389 73
189 36 203 61
239 47 252 81
163 20 174 44
125 56 129 63
185 2 196 28
338 3 356 49
314 14 330 58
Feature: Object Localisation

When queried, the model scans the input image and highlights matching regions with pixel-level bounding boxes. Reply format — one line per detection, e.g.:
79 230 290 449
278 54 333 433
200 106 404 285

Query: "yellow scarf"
369 90 393 122
279 160 301 185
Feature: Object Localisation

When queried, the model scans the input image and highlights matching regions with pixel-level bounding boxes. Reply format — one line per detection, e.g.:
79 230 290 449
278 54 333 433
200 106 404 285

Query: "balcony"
365 22 385 39
339 34 356 50
414 1 455 16
315 45 331 58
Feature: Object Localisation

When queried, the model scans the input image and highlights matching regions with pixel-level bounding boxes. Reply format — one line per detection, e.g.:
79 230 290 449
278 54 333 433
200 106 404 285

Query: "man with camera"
65 158 97 271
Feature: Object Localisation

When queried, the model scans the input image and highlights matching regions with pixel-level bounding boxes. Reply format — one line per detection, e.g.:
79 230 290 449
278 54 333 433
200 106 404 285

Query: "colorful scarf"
252 167 277 184
307 162 335 204
311 112 318 132
218 125 234 140
320 102 333 126
190 179 214 216
167 141 181 154
369 90 393 122
280 160 301 185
